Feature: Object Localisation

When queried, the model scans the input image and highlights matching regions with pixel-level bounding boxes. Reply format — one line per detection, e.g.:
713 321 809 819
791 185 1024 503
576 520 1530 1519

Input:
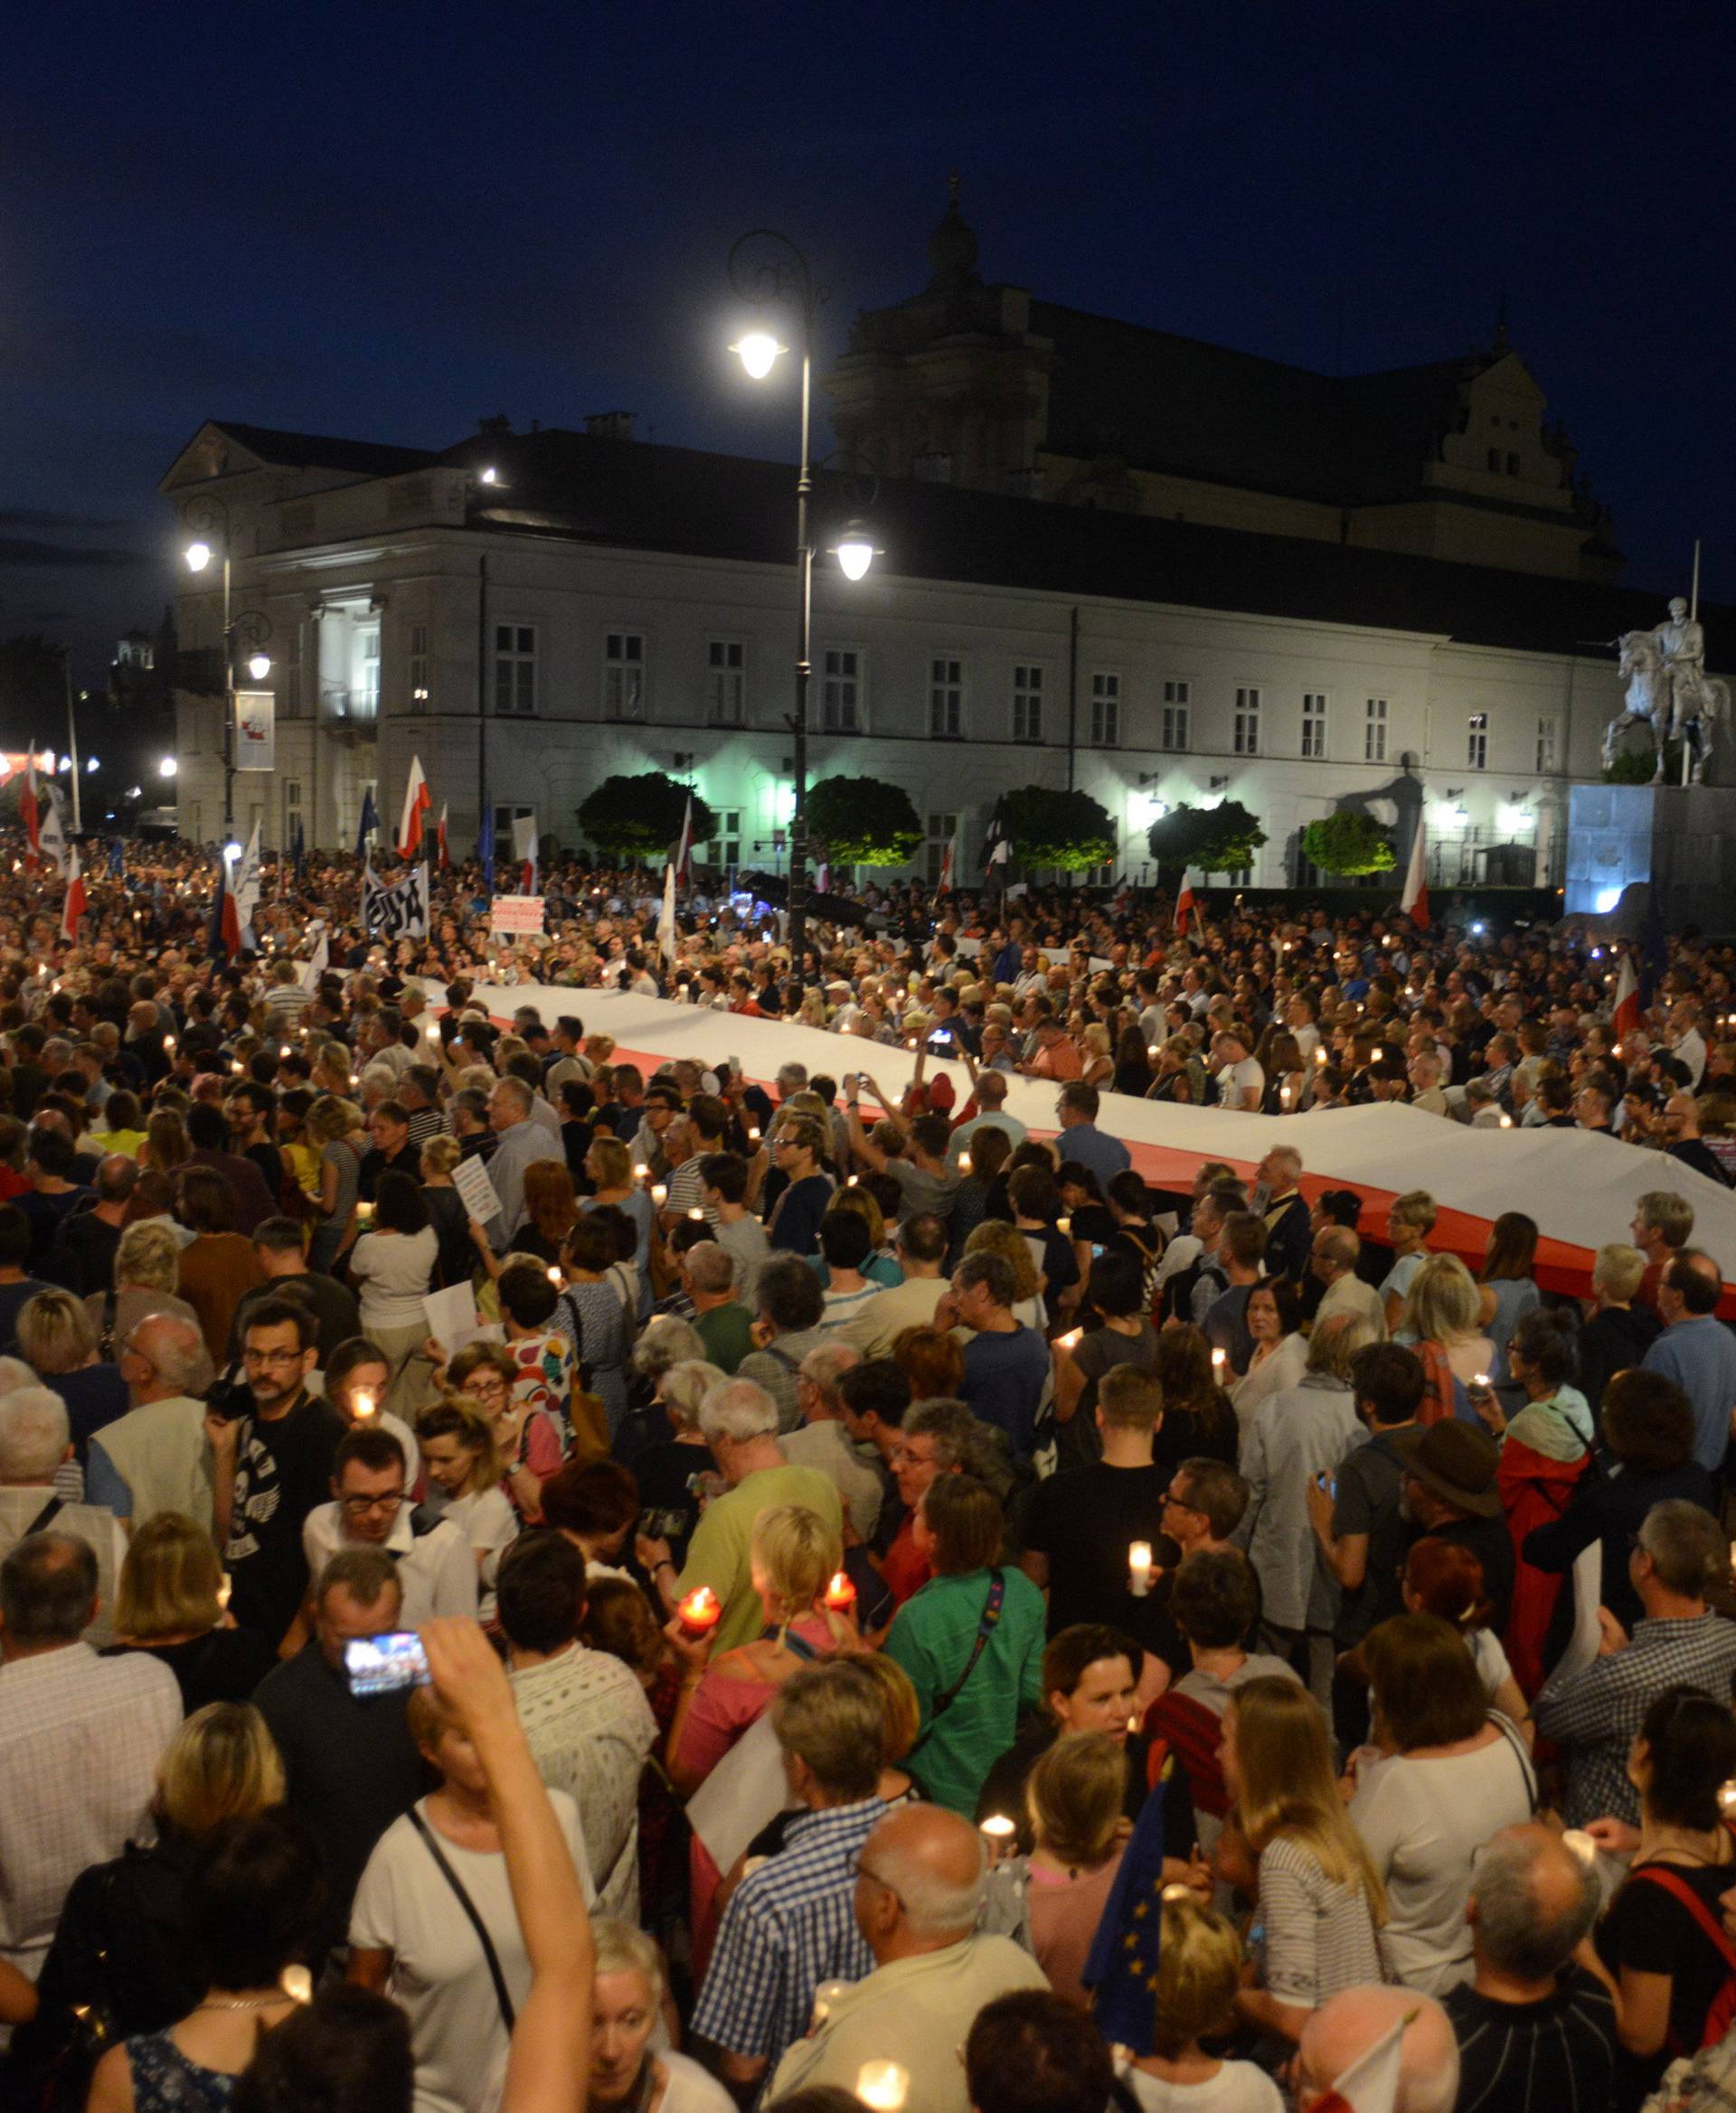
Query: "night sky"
5 4 1732 685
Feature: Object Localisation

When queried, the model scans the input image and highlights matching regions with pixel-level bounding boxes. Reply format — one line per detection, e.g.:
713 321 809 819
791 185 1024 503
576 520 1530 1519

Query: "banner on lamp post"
234 691 276 771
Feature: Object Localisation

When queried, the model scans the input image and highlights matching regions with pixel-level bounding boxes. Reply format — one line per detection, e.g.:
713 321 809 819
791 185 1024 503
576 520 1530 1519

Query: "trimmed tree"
1146 800 1268 878
806 774 923 867
1301 810 1396 878
575 773 716 860
1004 785 1118 872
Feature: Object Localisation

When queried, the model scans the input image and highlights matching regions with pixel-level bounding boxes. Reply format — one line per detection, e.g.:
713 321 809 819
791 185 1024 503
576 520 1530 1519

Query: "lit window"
409 624 429 712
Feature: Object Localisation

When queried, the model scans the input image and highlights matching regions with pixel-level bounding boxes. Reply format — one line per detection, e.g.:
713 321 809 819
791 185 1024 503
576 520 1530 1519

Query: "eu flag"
1082 1777 1167 2054
355 786 377 862
478 805 495 894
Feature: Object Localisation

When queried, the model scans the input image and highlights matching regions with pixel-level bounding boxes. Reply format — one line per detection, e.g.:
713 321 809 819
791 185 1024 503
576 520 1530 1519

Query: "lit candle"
650 1182 667 1206
855 2061 910 2113
1315 1046 1327 1066
1212 1346 1227 1378
231 1059 243 1074
676 1585 722 1637
824 1571 857 1614
217 1575 231 1612
1561 1829 1599 1868
687 1205 705 1221
1721 1781 1736 1819
1499 1113 1513 1128
164 1034 176 1053
1473 1372 1490 1391
1128 1540 1155 1597
748 1126 761 1142
279 1964 314 2005
958 1152 972 1173
634 1162 650 1181
1056 1214 1071 1237
353 1390 376 1421
1280 1082 1293 1110
1147 1042 1160 1057
546 1266 562 1288
1055 1327 1083 1352
279 1043 291 1059
979 1813 1016 1860
811 1980 848 2027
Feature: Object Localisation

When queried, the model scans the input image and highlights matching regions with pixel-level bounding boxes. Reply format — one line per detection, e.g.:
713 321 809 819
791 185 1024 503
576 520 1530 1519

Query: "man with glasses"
764 1118 833 1257
207 1297 345 1646
298 1424 476 1627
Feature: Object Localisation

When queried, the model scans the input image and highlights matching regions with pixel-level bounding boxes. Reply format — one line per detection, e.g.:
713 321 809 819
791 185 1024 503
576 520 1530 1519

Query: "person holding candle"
1575 1686 1736 2110
1049 1250 1158 1474
664 1501 855 1792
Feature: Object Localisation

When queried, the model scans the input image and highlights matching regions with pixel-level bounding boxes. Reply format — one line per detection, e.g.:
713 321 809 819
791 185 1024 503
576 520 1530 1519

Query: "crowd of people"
2 828 1736 2113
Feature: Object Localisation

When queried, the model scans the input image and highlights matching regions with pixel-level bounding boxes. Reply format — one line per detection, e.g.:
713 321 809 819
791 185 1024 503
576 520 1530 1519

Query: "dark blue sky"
5 3 1731 684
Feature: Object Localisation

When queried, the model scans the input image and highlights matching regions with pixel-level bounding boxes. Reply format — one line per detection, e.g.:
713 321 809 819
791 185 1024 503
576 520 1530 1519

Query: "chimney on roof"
585 412 637 442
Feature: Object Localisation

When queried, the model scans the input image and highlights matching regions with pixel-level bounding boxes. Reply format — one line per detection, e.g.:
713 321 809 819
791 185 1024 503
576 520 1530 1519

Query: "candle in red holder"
824 1571 857 1614
676 1585 722 1637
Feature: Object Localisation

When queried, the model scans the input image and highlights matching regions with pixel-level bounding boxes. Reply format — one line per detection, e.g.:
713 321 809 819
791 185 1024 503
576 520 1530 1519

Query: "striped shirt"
1259 1833 1384 2008
1444 1968 1615 2113
691 1796 881 2063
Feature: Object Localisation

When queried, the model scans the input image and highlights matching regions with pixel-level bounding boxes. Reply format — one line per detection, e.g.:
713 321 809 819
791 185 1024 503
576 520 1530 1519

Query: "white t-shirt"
1121 2060 1285 2113
1216 1057 1265 1109
350 1226 441 1332
1349 1723 1535 1993
351 1792 590 2113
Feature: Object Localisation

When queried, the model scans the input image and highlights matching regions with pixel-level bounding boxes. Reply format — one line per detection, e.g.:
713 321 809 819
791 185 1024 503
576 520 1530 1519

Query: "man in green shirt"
686 1242 754 1375
638 1377 842 1653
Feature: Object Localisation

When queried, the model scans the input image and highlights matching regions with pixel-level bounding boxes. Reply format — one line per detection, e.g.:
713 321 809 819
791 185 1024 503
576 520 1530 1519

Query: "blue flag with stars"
354 785 377 862
477 804 495 893
1082 1775 1166 2053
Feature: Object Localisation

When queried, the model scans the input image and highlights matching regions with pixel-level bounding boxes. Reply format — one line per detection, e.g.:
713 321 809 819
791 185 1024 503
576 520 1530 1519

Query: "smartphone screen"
344 1631 430 1698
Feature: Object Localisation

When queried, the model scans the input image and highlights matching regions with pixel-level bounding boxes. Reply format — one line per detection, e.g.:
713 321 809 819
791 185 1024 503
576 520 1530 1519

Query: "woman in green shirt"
886 1473 1047 1815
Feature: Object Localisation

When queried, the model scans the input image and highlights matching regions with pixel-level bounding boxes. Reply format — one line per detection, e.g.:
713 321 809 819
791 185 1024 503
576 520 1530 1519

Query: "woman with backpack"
1580 1684 1736 2111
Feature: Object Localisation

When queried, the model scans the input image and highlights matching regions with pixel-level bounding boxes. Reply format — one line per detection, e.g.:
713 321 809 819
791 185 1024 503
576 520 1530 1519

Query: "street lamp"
158 756 178 778
727 228 875 976
178 496 269 836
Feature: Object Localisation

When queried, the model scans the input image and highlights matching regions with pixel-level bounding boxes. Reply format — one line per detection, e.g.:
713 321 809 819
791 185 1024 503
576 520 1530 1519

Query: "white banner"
490 895 545 935
363 861 429 940
234 690 275 771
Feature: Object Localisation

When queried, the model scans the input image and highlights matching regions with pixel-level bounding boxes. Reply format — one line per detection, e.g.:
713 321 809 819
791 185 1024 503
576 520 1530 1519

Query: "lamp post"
181 497 270 838
728 230 873 979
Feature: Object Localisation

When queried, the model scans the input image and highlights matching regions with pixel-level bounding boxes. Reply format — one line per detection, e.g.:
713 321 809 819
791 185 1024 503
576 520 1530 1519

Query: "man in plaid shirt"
1534 1500 1736 1826
691 1659 887 2092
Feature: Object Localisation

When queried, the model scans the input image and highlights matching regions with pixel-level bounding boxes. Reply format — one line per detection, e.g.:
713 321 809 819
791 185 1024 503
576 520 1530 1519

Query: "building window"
1160 680 1190 752
1301 692 1328 759
360 627 381 718
703 807 742 873
708 639 745 726
929 656 963 739
925 811 958 887
604 632 644 721
408 624 429 712
1467 712 1489 770
1233 686 1261 756
1364 696 1388 763
822 647 861 732
1012 664 1043 743
1090 671 1120 747
1536 713 1560 774
283 779 302 847
494 625 535 715
1486 448 1502 472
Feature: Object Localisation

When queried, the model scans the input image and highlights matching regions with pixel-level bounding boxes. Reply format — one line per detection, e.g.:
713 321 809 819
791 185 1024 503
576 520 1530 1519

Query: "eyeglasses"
341 1491 405 1515
243 1348 304 1368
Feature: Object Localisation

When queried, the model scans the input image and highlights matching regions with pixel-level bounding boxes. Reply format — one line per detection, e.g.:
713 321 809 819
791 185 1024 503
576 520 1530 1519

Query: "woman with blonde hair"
416 1395 517 1608
1381 1189 1438 1333
306 1091 365 1272
1019 1731 1130 2008
1400 1252 1495 1390
14 1704 288 2096
582 1132 655 1316
1119 1893 1283 2110
419 1130 481 1289
16 1287 129 1475
107 1513 278 1709
137 1108 190 1175
665 1503 853 1795
1219 1675 1385 2042
1079 1021 1113 1090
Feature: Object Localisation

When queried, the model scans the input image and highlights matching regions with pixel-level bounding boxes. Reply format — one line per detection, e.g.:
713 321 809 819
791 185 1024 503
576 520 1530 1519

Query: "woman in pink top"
665 1503 854 1795
1021 1731 1128 2009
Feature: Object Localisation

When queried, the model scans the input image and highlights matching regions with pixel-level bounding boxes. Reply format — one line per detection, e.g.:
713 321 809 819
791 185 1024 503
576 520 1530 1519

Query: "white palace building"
162 194 1721 895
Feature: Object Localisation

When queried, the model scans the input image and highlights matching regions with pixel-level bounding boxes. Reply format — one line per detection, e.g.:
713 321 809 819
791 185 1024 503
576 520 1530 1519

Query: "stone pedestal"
1567 782 1736 932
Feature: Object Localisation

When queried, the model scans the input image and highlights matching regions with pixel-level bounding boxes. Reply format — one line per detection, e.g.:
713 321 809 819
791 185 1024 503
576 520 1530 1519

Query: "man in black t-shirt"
1444 1824 1614 2113
209 1297 346 1646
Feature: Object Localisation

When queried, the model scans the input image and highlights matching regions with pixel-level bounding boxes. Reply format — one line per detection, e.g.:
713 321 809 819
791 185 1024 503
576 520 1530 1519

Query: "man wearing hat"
1392 1421 1514 1633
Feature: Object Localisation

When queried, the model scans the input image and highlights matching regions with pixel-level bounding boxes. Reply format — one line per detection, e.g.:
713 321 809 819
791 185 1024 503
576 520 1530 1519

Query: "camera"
204 1364 253 1422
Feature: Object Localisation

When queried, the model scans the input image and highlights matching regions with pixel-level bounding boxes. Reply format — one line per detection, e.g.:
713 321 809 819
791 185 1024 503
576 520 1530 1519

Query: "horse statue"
1601 623 1727 783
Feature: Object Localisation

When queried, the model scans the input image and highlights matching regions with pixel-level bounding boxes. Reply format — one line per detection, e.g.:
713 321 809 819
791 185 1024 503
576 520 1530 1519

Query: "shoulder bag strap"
929 1570 1007 1720
407 1807 517 2031
25 1493 64 1536
1487 1710 1539 1814
558 1290 591 1386
1631 1863 1736 1975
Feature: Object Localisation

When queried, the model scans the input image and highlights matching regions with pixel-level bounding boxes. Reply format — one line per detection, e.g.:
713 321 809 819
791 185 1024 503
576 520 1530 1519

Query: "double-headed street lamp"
181 497 272 836
728 229 877 978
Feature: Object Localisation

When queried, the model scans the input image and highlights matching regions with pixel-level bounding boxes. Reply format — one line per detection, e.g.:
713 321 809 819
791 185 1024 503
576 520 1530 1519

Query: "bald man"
768 1805 1047 2113
89 1312 216 1534
1310 1225 1385 1338
1296 1986 1458 2113
1642 1249 1736 1473
1444 1825 1614 2113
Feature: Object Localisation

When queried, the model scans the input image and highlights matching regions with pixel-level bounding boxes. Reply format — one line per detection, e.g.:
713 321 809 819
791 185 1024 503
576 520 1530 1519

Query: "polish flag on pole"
1611 953 1641 1044
1400 816 1430 930
674 795 693 891
1174 868 1197 932
21 747 42 865
936 833 956 898
398 756 431 859
1308 2014 1407 2113
61 844 88 942
435 803 449 869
